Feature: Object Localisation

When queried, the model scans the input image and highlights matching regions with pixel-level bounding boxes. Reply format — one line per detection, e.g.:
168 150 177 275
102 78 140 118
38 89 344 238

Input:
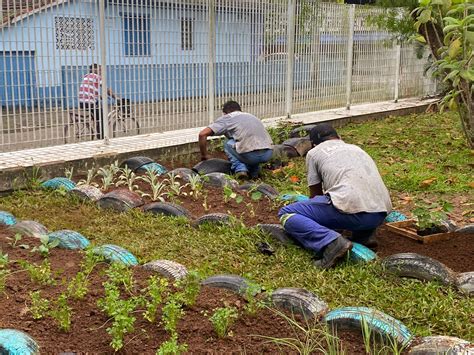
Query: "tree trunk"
457 89 474 149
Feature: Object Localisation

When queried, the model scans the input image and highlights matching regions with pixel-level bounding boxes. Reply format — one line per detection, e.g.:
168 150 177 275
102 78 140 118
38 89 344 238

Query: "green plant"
174 270 201 307
31 235 60 257
138 171 168 202
105 261 135 294
223 185 243 204
243 282 268 316
24 166 43 190
187 175 203 201
209 306 239 338
116 165 139 192
78 166 98 186
162 298 185 337
412 200 453 231
64 166 74 180
67 251 102 300
29 290 50 319
97 163 119 191
156 335 188 355
20 259 56 286
143 276 169 322
166 173 188 200
50 293 72 332
0 250 9 268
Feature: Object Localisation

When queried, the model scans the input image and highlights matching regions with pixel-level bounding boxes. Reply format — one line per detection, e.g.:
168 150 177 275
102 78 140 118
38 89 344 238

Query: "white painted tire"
408 335 472 354
271 287 329 319
142 260 188 280
8 220 48 239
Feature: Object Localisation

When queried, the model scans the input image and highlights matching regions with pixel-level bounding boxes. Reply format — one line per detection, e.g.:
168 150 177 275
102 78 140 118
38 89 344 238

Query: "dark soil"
0 226 370 354
376 227 474 273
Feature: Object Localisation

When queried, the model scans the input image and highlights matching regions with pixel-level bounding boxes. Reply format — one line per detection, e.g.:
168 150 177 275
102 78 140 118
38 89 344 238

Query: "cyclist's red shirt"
78 73 102 104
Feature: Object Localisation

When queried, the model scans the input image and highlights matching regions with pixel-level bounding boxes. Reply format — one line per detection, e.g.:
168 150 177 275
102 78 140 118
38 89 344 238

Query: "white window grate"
55 17 95 51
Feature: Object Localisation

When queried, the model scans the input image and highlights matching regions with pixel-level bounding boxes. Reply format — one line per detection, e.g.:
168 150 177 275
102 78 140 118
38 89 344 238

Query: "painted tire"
350 243 377 263
195 213 232 227
201 274 252 296
0 211 17 226
385 211 408 223
167 168 198 182
324 307 413 347
271 144 299 160
137 162 167 175
120 156 154 172
279 193 310 202
192 158 232 175
455 224 474 234
256 224 293 245
47 230 90 250
408 336 472 354
97 189 144 212
203 172 239 189
456 272 474 295
70 185 104 202
282 137 313 156
8 220 48 239
142 260 188 280
0 329 39 355
41 177 76 191
289 124 315 138
143 202 191 218
92 244 138 266
239 182 279 199
382 253 457 286
272 287 329 319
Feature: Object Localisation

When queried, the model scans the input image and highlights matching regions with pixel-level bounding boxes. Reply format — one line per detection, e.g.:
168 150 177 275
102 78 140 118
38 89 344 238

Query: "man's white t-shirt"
306 139 392 214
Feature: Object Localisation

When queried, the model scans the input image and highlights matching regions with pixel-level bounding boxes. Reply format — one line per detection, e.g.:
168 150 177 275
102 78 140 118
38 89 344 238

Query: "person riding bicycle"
78 63 117 139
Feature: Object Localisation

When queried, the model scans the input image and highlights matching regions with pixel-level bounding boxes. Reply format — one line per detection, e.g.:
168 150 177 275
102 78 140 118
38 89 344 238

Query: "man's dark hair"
222 100 242 114
309 123 339 146
89 63 99 72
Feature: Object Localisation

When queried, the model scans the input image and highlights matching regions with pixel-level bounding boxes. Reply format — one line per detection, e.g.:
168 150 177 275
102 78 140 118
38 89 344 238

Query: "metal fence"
0 0 437 152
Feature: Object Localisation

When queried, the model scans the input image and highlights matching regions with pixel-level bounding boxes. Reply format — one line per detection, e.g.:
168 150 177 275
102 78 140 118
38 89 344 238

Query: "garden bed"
0 226 371 354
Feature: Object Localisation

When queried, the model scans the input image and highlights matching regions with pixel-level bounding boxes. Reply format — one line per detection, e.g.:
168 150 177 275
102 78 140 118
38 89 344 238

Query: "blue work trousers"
224 139 273 178
278 195 386 253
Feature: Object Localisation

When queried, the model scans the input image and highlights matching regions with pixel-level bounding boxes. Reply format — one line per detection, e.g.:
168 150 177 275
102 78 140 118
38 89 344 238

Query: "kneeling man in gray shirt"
198 101 273 179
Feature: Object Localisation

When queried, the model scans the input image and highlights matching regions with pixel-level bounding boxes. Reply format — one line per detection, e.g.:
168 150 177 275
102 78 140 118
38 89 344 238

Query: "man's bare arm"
198 127 214 160
309 183 323 198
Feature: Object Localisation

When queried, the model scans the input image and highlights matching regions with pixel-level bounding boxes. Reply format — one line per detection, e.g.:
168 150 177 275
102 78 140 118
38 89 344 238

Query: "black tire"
70 185 104 201
0 329 39 355
201 274 252 296
323 307 413 347
97 189 144 212
271 287 329 319
167 168 198 182
455 224 474 234
112 113 140 138
256 224 293 245
382 253 457 286
195 213 232 227
120 156 154 172
64 115 92 144
282 137 313 156
92 244 138 266
240 182 279 199
271 144 299 160
193 158 232 175
8 220 48 239
143 202 191 218
142 260 188 280
456 272 474 295
289 124 316 138
407 336 472 354
203 172 239 189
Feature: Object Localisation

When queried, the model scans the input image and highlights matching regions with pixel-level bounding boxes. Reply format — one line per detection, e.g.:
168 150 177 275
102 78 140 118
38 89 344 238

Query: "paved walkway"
0 97 436 172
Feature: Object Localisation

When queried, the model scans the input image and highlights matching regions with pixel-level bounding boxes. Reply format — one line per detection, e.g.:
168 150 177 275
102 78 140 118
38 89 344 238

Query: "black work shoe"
235 171 249 180
316 237 353 269
349 231 378 250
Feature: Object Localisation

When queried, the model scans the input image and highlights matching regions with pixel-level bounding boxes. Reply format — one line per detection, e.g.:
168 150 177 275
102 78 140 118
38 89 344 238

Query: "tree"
372 0 473 147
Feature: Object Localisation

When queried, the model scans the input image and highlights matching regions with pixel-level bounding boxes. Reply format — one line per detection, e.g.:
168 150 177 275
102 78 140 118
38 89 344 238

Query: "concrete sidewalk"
0 97 437 191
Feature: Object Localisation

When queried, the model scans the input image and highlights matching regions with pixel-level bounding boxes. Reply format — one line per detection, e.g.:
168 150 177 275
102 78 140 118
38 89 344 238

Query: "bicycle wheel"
64 114 92 144
111 112 140 138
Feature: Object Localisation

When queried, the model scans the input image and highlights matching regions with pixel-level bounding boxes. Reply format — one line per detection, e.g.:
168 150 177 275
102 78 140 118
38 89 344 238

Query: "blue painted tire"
47 230 90 250
350 243 377 263
137 162 167 175
0 211 17 226
324 307 413 347
385 211 408 223
92 244 138 266
41 177 76 191
0 329 39 355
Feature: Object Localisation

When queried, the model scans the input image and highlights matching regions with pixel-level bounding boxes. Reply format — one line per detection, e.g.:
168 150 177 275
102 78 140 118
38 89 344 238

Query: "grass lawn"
1 111 473 341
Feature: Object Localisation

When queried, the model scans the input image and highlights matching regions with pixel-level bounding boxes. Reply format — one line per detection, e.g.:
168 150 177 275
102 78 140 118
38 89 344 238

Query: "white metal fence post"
98 0 109 144
394 43 401 103
285 0 296 119
345 4 355 110
208 0 216 124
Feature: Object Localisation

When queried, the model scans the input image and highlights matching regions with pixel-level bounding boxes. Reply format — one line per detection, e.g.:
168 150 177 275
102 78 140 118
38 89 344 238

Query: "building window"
55 17 95 50
123 14 151 56
181 18 193 51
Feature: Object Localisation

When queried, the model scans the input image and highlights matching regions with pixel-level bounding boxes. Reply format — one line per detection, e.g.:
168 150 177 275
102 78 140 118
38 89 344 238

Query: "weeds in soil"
162 298 185 337
142 276 168 322
31 235 60 257
50 293 72 332
67 250 102 300
209 306 239 338
29 290 50 319
360 316 406 355
243 282 268 316
20 259 56 286
173 270 202 306
156 335 188 355
7 233 29 249
64 166 74 181
22 166 43 190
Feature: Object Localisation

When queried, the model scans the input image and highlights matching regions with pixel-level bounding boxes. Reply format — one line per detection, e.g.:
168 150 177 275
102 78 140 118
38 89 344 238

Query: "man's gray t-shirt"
306 139 392 214
208 111 273 154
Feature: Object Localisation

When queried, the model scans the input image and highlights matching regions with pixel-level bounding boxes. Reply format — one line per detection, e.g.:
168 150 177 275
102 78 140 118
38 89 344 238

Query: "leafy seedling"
209 307 239 338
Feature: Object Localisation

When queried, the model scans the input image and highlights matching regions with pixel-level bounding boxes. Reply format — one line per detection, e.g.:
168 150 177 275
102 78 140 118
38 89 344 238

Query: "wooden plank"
385 219 456 244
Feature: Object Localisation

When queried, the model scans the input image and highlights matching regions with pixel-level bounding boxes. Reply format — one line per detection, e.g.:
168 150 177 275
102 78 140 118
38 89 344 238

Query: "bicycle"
64 98 140 144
